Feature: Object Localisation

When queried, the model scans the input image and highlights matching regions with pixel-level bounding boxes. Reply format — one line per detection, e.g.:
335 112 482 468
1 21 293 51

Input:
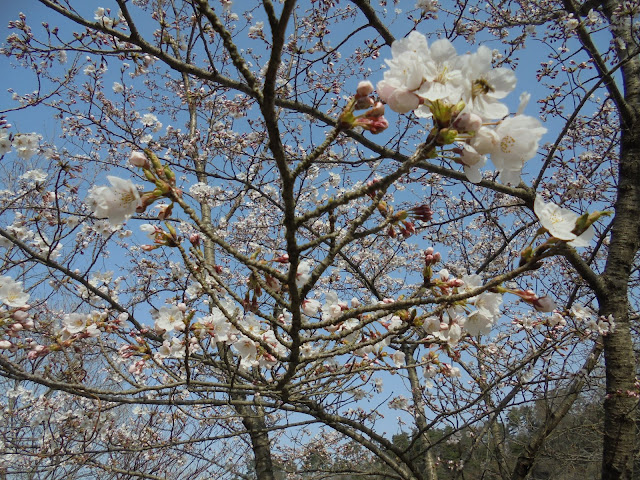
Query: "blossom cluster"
0 130 40 160
377 31 547 185
151 298 287 369
0 276 32 351
421 271 503 342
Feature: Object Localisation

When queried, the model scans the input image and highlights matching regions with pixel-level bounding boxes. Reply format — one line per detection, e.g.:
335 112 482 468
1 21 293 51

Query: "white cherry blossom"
87 176 142 225
490 115 547 185
534 196 581 241
458 143 487 183
462 46 516 119
295 260 312 288
0 276 30 308
154 306 185 333
62 313 88 334
12 133 39 160
415 39 465 111
377 31 430 113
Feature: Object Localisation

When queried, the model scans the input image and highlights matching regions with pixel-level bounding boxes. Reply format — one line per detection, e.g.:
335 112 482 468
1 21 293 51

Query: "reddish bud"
274 254 289 263
189 233 201 247
355 96 375 109
400 221 416 238
411 204 433 222
354 115 389 134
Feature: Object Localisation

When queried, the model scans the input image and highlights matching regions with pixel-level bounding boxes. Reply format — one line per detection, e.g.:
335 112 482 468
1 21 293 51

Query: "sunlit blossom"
87 176 142 225
0 275 30 308
534 196 594 247
154 306 185 333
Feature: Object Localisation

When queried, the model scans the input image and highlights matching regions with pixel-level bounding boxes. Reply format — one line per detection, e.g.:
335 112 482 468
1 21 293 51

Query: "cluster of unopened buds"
422 246 442 284
338 81 389 134
434 269 464 293
140 223 180 251
364 181 433 240
132 150 182 214
1 307 33 334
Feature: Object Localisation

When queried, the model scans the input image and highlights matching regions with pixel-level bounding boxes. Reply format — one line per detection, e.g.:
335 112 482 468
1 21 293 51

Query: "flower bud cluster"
338 81 389 134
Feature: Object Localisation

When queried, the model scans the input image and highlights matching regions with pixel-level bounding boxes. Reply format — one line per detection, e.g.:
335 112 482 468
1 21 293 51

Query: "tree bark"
238 404 276 480
404 346 439 480
599 0 640 477
599 121 640 480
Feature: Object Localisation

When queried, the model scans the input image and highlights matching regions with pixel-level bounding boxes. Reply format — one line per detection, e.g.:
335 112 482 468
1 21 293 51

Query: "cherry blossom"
61 313 88 335
490 115 547 185
87 176 142 225
0 276 29 308
462 46 516 119
154 306 185 333
376 31 430 114
11 133 39 160
534 196 579 240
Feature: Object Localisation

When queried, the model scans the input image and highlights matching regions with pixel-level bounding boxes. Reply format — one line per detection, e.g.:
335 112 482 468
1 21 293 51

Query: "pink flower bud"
366 102 386 118
129 151 148 167
0 340 12 349
27 345 48 359
189 233 201 246
12 310 29 322
411 204 433 222
453 112 483 132
533 295 556 312
353 115 389 134
356 80 374 97
399 221 415 238
355 96 375 109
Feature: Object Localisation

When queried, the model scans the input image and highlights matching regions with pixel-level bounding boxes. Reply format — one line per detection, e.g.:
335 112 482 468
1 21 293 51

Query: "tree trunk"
404 346 438 480
599 0 640 476
239 404 276 480
599 122 640 480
